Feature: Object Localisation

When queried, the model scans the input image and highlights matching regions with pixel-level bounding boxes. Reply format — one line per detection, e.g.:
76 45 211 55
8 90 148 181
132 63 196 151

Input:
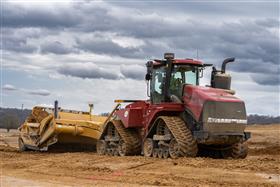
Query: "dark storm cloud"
2 1 279 85
41 41 75 55
3 36 37 53
120 65 146 80
57 62 120 80
163 19 279 86
229 59 278 75
75 37 143 59
3 29 38 53
2 84 51 96
213 20 279 65
110 1 278 19
251 74 280 86
255 18 280 28
57 63 146 80
3 3 80 28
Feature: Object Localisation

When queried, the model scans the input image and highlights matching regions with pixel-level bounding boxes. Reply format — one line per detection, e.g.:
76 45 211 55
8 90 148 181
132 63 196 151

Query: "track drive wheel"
18 137 27 152
231 141 248 159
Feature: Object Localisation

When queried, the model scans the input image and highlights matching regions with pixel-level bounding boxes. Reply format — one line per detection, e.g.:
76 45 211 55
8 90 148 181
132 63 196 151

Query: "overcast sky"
1 0 279 116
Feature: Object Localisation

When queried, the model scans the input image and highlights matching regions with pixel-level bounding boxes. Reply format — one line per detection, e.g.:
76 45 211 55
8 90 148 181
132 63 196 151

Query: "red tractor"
97 53 250 159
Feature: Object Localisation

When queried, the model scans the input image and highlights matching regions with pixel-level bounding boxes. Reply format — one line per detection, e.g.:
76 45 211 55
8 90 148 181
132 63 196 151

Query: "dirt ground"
0 125 279 187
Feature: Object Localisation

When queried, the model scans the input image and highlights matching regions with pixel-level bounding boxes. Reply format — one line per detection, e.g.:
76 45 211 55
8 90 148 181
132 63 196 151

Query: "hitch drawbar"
114 100 143 103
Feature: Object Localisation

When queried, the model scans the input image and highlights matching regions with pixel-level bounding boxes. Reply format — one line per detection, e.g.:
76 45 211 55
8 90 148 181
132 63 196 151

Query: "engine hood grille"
202 101 247 133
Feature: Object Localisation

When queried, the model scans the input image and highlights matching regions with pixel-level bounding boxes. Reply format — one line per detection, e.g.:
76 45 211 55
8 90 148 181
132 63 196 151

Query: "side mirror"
145 73 151 80
145 61 153 81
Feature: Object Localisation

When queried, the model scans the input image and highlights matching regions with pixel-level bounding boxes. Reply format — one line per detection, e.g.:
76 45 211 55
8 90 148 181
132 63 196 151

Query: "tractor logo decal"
207 117 247 124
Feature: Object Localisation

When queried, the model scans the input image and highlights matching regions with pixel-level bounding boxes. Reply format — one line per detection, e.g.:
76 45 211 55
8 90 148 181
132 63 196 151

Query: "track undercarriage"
143 116 198 158
97 116 199 158
97 120 141 156
97 116 248 159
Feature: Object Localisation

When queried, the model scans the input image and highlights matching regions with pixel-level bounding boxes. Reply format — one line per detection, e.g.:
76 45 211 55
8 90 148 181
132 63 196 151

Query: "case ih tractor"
97 53 250 159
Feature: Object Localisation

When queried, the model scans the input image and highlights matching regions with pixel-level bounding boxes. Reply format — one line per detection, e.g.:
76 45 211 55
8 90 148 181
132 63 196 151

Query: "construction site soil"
1 124 279 186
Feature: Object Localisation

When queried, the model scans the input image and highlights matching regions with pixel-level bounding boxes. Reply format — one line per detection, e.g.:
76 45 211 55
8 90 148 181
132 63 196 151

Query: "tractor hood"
183 85 245 121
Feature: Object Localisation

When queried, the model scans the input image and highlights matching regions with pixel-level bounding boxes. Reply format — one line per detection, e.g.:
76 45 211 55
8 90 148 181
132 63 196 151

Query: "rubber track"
113 120 142 156
160 116 198 157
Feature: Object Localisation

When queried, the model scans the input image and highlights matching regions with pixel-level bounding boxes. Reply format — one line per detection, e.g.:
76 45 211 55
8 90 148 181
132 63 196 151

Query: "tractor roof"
153 58 203 67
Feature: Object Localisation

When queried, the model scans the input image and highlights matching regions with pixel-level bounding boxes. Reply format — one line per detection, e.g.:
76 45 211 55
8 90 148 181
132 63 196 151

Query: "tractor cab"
145 53 204 104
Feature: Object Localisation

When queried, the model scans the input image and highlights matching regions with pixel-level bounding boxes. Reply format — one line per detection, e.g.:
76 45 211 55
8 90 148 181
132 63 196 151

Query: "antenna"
196 49 199 60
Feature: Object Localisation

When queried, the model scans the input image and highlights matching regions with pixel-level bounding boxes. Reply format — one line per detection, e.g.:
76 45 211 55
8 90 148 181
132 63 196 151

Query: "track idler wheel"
113 149 119 156
157 148 163 158
231 141 248 159
162 148 169 159
169 138 181 158
143 138 154 157
152 148 158 158
96 140 107 155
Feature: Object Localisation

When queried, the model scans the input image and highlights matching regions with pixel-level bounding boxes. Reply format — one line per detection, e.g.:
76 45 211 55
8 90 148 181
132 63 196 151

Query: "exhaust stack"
211 57 236 92
221 57 235 73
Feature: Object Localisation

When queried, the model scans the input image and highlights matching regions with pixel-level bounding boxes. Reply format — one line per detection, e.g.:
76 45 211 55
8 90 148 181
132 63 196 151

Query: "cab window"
151 66 165 103
170 65 198 97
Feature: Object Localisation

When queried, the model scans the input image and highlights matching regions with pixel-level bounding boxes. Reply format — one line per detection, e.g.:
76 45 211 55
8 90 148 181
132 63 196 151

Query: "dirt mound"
0 145 18 152
1 124 280 186
249 144 280 156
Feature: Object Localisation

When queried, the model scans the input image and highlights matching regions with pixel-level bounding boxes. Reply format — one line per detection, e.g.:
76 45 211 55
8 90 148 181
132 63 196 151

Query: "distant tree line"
0 107 31 130
100 112 110 116
247 114 280 125
0 108 279 130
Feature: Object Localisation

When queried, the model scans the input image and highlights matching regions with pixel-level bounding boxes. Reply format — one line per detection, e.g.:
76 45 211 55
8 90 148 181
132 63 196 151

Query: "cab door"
150 66 166 104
